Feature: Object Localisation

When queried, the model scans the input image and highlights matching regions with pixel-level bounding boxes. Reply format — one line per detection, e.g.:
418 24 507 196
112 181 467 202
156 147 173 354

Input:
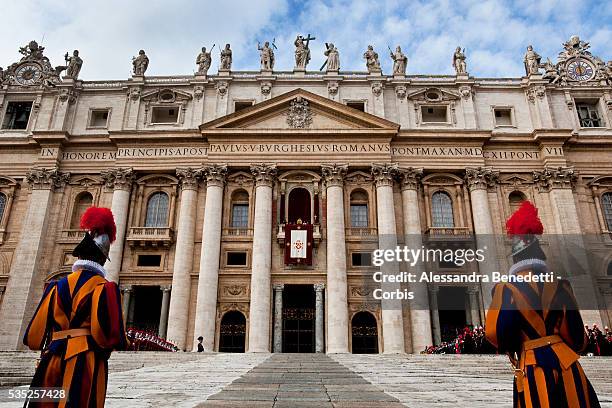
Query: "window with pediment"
231 190 249 228
350 189 369 228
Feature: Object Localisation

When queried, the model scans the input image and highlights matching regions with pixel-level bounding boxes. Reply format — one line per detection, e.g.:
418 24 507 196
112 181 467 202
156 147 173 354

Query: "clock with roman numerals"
566 59 594 82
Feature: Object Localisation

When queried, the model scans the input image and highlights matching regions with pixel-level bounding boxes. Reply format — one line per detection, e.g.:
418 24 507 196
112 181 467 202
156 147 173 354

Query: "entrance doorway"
351 311 379 354
288 188 311 223
130 286 162 332
437 286 467 342
282 284 315 353
219 311 246 352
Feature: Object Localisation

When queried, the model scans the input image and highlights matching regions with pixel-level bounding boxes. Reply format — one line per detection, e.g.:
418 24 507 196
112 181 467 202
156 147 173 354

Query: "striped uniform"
23 268 127 407
485 266 601 408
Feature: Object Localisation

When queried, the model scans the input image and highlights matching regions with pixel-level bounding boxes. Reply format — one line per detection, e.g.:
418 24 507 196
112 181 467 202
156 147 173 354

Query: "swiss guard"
485 201 601 407
23 207 128 407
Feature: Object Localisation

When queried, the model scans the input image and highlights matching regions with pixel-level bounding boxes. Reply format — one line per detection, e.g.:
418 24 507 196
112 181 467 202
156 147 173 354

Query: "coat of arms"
286 97 313 129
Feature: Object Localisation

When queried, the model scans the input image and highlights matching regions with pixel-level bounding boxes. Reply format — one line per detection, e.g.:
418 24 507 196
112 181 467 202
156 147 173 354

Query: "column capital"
465 166 499 191
533 166 577 191
160 284 172 292
26 167 70 190
176 167 202 191
120 284 133 293
321 164 348 188
250 163 277 187
427 284 439 294
466 286 480 295
398 167 423 191
101 167 135 191
273 283 285 291
314 283 325 292
371 163 399 187
203 164 228 187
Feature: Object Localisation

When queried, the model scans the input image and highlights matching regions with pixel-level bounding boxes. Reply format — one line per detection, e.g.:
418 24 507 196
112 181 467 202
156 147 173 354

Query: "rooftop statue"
322 43 340 72
523 45 541 75
64 50 83 79
258 41 275 71
294 34 315 70
363 45 381 73
196 46 213 75
220 44 232 70
390 45 407 75
452 46 467 75
132 50 149 76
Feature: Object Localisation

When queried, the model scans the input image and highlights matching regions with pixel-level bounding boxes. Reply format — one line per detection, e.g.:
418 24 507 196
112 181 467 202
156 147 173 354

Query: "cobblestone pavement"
331 354 612 408
197 353 404 408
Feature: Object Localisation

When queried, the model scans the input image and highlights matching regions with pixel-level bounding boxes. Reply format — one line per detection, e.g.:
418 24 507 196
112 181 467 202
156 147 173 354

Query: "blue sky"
1 0 610 79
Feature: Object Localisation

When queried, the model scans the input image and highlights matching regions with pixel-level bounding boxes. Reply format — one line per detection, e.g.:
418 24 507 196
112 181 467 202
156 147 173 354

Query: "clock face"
15 63 42 85
566 59 594 81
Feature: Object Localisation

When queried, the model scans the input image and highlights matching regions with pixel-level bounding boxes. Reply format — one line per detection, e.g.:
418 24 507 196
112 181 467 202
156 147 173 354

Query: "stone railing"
58 229 86 243
345 227 378 237
425 227 472 241
127 227 174 247
222 227 254 237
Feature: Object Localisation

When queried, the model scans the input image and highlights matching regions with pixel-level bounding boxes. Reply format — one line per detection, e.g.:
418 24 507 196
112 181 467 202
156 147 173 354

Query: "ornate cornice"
533 166 577 191
26 167 70 190
465 167 499 191
176 167 202 191
321 164 348 188
371 163 399 187
203 164 228 187
250 164 277 187
398 167 423 191
101 167 135 191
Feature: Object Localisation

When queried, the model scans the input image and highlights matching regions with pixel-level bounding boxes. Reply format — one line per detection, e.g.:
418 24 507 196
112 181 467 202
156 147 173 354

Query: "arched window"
350 189 369 228
145 192 169 227
230 190 249 228
70 192 93 229
602 192 612 231
431 191 454 228
288 187 311 224
0 193 6 224
508 191 526 214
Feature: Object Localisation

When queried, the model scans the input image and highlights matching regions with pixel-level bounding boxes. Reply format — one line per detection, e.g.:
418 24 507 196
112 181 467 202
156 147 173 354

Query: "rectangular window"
493 108 512 126
231 204 249 228
352 252 372 267
226 251 247 266
347 101 365 112
350 204 368 228
151 106 179 124
137 254 162 267
421 106 448 123
89 109 110 128
234 101 253 112
576 102 602 128
2 101 33 130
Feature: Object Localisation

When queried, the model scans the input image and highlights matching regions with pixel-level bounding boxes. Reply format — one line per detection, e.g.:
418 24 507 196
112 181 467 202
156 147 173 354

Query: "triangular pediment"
200 89 398 134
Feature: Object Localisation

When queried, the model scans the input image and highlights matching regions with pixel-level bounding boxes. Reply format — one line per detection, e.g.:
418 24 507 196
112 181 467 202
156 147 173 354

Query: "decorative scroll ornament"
101 168 135 191
465 167 499 191
26 167 70 190
286 97 313 129
371 163 399 187
398 167 424 190
321 164 348 187
1 40 64 87
176 167 202 190
533 166 577 191
250 163 277 186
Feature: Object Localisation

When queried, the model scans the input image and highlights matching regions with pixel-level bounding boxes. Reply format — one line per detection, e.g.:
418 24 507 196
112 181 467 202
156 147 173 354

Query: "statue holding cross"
294 34 315 70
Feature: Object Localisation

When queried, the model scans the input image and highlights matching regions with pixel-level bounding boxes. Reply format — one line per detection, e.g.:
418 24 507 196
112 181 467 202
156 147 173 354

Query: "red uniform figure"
23 207 127 407
486 201 600 407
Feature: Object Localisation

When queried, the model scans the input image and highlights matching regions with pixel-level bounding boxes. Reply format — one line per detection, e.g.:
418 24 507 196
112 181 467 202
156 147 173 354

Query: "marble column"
428 285 441 346
165 168 201 350
273 284 284 353
467 286 481 327
193 165 227 352
465 167 499 310
120 285 133 323
0 168 69 350
321 164 349 353
158 285 172 338
101 168 135 283
372 164 405 353
314 283 325 353
399 167 433 353
248 164 277 352
534 167 603 327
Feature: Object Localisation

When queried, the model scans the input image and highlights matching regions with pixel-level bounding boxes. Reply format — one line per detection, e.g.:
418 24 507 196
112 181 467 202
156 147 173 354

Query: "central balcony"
127 227 174 247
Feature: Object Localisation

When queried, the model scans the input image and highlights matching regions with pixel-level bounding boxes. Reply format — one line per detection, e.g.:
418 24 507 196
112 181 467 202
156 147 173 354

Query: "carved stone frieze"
223 284 247 297
285 97 313 129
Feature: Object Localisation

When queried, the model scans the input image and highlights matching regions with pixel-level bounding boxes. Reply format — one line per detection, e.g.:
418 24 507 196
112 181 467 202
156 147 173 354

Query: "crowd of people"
424 324 612 356
126 328 179 352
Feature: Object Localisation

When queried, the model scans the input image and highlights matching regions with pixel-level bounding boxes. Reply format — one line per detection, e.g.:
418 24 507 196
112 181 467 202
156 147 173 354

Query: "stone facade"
0 37 611 352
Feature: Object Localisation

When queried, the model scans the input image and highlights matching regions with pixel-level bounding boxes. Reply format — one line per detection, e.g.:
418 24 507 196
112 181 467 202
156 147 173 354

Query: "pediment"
408 87 460 102
200 89 398 133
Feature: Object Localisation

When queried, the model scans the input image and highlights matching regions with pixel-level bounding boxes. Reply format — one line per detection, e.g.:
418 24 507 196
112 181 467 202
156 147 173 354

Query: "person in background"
23 207 128 407
485 201 600 407
197 336 204 352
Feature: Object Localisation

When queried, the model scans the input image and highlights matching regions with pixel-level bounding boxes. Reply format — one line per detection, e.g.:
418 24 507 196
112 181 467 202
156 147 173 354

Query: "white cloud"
0 0 609 79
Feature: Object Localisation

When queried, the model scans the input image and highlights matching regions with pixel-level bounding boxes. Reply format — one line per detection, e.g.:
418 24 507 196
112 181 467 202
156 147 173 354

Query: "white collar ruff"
72 259 107 277
508 258 548 276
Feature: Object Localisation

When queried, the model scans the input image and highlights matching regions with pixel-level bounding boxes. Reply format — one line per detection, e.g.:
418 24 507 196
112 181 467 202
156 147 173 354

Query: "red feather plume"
505 200 544 236
80 207 117 243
